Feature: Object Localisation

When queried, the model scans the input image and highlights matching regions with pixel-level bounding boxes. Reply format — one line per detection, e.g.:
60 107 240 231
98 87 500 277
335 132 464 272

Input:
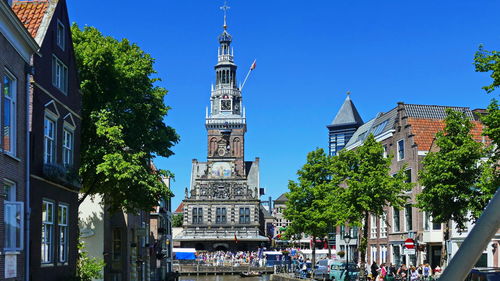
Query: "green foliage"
71 24 179 213
474 45 500 94
474 46 500 193
328 134 411 269
173 213 184 227
329 135 411 225
417 109 484 230
76 241 105 281
284 148 335 240
285 140 410 270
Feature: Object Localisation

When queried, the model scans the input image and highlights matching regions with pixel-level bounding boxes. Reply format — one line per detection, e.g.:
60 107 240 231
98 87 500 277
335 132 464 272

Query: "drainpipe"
25 65 33 281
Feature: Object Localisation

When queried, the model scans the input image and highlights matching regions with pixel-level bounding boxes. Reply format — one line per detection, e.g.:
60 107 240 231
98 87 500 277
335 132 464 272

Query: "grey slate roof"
330 95 364 127
404 104 474 119
274 193 288 203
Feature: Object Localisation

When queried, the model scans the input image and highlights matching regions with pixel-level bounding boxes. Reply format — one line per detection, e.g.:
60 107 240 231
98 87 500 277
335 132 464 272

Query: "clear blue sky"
68 0 500 209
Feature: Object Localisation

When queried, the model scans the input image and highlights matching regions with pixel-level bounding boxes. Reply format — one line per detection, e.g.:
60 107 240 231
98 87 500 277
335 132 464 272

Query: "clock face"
221 99 232 111
217 148 226 156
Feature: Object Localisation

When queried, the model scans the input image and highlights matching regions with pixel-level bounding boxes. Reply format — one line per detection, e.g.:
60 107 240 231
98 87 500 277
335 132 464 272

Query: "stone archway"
213 243 229 251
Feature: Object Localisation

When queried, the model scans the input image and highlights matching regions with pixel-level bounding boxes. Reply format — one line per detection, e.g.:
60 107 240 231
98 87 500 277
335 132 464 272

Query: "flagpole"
240 59 256 91
240 69 252 91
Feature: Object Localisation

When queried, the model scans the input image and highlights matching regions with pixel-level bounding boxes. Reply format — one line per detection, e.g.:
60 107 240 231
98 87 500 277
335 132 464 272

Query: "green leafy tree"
474 46 500 191
173 213 184 227
71 24 179 213
329 135 411 277
284 148 338 267
417 109 484 265
75 241 105 281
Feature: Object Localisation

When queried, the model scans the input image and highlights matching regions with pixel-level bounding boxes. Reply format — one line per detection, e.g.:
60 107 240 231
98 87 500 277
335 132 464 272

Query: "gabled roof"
174 202 184 214
12 0 57 45
11 1 48 38
329 95 364 127
274 193 288 203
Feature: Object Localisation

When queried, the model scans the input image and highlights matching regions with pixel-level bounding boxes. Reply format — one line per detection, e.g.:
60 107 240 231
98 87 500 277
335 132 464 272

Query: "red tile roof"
408 118 486 151
174 202 184 214
11 1 49 38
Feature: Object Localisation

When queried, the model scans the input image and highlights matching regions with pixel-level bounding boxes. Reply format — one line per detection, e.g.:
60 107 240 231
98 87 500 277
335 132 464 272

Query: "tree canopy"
417 109 484 231
72 24 179 213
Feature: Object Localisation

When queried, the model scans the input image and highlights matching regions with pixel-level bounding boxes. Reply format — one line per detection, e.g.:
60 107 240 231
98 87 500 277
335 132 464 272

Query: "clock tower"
206 17 246 176
176 2 267 251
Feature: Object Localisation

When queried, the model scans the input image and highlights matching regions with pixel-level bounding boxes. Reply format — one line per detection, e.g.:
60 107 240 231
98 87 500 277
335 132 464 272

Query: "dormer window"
56 20 65 50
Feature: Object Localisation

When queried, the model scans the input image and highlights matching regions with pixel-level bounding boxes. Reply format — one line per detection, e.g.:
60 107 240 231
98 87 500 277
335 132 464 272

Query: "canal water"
180 274 271 281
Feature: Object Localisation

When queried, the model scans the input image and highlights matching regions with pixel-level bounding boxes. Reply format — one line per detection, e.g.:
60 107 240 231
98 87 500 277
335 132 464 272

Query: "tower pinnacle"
220 0 230 29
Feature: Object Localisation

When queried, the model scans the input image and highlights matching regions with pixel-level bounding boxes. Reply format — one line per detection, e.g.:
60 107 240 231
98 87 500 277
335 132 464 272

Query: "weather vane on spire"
220 0 230 29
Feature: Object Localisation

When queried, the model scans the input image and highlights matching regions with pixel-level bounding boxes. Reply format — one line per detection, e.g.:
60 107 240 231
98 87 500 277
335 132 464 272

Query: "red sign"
405 238 415 249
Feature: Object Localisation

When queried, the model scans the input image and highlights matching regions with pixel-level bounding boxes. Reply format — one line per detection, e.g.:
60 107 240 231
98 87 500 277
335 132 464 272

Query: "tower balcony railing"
211 87 241 96
205 117 246 128
218 54 234 62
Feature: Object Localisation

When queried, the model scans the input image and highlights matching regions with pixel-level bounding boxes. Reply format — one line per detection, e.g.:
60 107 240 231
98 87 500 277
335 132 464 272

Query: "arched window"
233 138 241 157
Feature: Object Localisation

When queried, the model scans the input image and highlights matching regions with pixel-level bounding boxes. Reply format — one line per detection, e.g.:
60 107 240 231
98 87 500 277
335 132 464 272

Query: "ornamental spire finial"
220 0 230 29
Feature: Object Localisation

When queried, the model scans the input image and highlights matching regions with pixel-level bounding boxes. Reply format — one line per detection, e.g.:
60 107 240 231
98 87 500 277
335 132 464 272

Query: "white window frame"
4 180 24 251
62 126 74 166
58 203 69 263
393 207 400 232
371 245 377 264
370 214 377 238
42 200 55 264
52 55 68 94
397 139 405 161
380 212 388 238
56 19 65 50
404 204 413 232
424 212 442 231
2 71 17 155
239 207 250 224
44 115 57 164
380 245 387 263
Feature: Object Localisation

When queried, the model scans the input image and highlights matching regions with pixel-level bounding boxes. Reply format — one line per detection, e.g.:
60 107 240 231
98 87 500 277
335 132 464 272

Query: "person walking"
410 266 419 281
371 261 379 281
422 264 431 280
386 263 396 281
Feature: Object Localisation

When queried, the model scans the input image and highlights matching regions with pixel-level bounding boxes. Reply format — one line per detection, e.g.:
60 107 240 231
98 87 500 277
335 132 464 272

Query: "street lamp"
342 228 352 281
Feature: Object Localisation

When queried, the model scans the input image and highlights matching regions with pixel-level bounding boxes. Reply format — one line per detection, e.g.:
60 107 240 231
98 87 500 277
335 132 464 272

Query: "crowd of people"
369 261 442 281
195 251 267 267
192 249 445 280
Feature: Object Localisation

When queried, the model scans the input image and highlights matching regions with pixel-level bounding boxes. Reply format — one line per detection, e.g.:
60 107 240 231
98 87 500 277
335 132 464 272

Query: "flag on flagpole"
250 59 257 70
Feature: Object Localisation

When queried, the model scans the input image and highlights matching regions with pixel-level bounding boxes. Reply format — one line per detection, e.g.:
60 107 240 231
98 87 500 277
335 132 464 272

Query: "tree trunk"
312 236 316 278
441 221 450 268
328 237 332 258
359 212 370 279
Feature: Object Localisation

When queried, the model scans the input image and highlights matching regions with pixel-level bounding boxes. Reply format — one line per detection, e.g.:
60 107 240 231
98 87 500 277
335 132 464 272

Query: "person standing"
371 261 379 280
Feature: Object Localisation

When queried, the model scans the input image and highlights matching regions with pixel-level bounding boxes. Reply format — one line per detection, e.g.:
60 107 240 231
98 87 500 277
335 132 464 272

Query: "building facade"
12 0 81 279
175 9 267 251
0 0 38 279
344 102 486 269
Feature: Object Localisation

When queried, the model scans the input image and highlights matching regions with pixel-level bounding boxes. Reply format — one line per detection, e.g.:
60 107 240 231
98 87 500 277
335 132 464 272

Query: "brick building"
0 0 38 279
344 102 486 269
12 0 81 279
